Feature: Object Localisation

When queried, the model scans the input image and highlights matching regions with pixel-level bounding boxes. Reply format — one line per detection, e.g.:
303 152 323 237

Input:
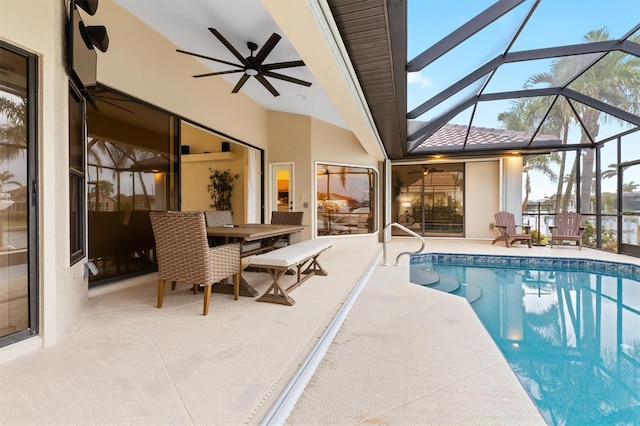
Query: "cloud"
407 71 432 88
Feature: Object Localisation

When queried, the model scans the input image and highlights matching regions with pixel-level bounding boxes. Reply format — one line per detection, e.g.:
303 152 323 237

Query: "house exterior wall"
465 161 500 239
0 0 83 360
267 111 313 240
502 156 524 216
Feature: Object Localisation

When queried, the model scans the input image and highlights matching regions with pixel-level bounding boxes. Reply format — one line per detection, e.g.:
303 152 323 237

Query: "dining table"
206 223 305 297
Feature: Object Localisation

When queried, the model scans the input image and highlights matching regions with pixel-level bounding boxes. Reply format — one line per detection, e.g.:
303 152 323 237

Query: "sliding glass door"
392 163 464 236
0 43 37 345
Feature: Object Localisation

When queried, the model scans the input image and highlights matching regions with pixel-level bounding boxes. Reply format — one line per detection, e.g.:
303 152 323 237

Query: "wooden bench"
248 240 333 306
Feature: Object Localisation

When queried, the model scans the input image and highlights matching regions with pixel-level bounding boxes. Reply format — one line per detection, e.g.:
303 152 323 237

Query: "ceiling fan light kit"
177 28 312 97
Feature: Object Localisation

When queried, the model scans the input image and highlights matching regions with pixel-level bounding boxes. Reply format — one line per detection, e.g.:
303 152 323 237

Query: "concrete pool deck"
1 237 635 424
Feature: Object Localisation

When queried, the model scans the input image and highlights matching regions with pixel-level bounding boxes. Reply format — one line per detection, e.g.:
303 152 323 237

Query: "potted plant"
207 168 239 211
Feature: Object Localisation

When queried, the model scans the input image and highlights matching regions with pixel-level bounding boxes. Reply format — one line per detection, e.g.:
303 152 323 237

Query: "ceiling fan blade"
232 74 251 93
176 49 242 68
208 28 249 65
255 74 280 96
262 71 312 87
193 69 244 78
253 33 282 66
261 60 305 71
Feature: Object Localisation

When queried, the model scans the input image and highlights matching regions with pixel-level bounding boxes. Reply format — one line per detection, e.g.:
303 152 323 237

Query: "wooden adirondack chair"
549 211 584 249
492 211 532 248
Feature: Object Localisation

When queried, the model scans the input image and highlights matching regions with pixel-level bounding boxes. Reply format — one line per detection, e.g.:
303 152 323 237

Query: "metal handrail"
382 222 426 266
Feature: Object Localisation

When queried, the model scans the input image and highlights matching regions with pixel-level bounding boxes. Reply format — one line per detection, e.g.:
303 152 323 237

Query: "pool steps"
410 266 482 303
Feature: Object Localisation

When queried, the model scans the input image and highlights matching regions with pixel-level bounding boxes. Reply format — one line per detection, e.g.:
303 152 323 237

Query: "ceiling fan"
176 28 312 97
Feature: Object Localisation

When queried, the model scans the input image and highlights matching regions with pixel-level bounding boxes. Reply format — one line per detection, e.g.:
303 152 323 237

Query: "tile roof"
408 122 559 152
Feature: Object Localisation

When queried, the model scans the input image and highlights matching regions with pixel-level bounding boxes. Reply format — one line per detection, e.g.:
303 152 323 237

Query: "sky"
405 0 640 201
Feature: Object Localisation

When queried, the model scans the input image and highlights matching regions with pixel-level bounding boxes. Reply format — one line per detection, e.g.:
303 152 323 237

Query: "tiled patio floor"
1 237 635 424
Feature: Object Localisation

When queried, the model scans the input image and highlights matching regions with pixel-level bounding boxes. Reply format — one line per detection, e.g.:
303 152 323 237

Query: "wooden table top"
206 224 304 241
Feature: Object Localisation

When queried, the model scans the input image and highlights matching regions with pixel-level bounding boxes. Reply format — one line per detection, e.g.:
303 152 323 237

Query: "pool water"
410 255 640 425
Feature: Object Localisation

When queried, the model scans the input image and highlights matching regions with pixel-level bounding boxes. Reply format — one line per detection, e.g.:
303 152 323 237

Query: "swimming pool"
410 253 640 425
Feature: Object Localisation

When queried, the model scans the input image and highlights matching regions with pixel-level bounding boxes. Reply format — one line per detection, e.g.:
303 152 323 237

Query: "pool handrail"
382 222 425 266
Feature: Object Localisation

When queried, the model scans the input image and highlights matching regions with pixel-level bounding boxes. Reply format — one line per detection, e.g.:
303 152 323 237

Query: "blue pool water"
410 253 640 426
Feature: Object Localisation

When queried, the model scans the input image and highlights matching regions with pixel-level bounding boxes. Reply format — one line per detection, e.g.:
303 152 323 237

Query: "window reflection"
0 45 30 341
87 87 176 284
392 163 464 236
316 164 376 236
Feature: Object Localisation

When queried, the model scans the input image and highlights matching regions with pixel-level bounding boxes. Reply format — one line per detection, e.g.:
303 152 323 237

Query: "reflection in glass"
87 87 176 284
0 47 29 340
315 164 376 236
392 163 464 237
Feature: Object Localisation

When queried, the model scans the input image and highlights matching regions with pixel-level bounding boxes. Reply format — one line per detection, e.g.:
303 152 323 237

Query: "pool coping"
411 252 640 279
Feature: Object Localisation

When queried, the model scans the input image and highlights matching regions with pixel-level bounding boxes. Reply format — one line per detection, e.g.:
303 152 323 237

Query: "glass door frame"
0 42 39 346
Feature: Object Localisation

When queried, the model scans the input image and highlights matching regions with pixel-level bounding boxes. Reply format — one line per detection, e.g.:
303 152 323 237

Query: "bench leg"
301 254 328 276
257 268 296 306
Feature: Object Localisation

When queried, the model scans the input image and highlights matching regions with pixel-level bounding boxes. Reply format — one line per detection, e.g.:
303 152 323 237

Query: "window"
316 164 376 236
69 85 85 264
87 86 177 285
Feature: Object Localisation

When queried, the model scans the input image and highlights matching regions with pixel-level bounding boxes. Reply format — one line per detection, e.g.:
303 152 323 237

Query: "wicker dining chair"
204 210 233 227
149 211 240 315
271 211 304 247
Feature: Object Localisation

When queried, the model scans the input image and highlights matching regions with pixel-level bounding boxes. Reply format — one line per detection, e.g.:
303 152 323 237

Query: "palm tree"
623 181 639 192
500 28 640 215
0 170 21 192
562 29 640 212
0 96 27 163
88 138 156 210
521 155 559 211
601 163 617 179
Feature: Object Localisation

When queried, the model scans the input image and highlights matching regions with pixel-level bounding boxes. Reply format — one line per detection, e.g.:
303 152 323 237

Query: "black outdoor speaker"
85 25 109 52
221 141 230 152
75 0 99 15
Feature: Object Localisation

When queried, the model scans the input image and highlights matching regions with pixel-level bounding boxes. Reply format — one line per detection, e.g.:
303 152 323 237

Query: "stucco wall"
502 156 524 216
0 0 81 353
267 111 312 238
465 161 501 239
